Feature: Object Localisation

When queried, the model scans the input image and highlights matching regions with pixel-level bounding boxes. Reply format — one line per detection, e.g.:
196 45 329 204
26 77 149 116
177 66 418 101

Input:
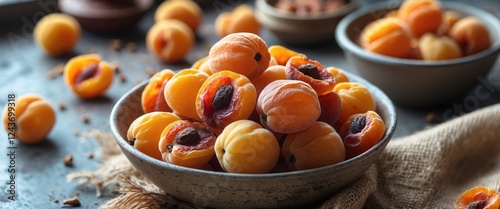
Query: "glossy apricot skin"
141 69 175 113
63 54 115 99
268 45 306 66
449 17 492 56
154 0 203 32
333 82 376 127
159 120 216 169
257 80 321 134
34 13 80 56
455 186 500 209
398 0 443 37
196 71 257 129
251 65 287 95
418 33 462 61
2 94 56 144
208 32 271 81
338 111 385 159
215 120 280 174
215 4 260 38
282 121 345 171
286 56 336 96
127 112 181 160
146 19 195 63
164 68 209 122
359 17 413 58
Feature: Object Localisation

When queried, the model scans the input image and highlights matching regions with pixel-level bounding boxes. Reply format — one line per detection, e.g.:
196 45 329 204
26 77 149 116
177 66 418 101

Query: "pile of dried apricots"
127 32 386 174
359 0 492 61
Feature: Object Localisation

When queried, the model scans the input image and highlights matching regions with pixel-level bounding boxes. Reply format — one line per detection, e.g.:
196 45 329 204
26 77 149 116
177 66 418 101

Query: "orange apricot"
398 0 443 37
359 17 413 58
215 4 260 38
282 121 345 171
159 120 216 169
127 112 181 160
437 10 462 35
418 33 462 61
2 94 56 144
326 67 350 85
268 45 306 66
251 65 287 95
215 120 280 174
141 69 175 113
164 68 209 122
146 19 195 63
257 80 320 134
208 32 271 81
34 13 80 56
191 56 213 75
286 56 336 96
449 17 492 56
317 91 342 126
333 82 376 126
455 186 500 209
63 54 115 99
196 70 257 129
338 110 385 159
154 0 203 32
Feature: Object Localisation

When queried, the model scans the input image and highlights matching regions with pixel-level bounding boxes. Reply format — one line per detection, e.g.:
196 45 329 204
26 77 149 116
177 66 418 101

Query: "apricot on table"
154 0 203 33
2 94 56 144
146 19 195 63
164 68 209 122
418 33 462 61
196 70 257 129
397 0 443 37
286 56 336 96
127 112 181 160
333 82 376 127
34 13 80 56
449 16 491 56
209 32 270 81
141 69 175 113
257 80 321 134
63 54 115 99
282 121 345 171
338 110 385 159
455 186 500 209
159 120 216 169
215 4 260 38
215 120 280 174
359 17 413 58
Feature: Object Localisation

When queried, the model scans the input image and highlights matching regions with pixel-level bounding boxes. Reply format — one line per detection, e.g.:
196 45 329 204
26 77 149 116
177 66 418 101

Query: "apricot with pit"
285 56 336 96
455 186 500 209
338 110 385 159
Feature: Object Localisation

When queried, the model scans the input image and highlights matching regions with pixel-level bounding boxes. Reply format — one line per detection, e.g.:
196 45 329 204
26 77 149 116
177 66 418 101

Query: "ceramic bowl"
255 0 360 45
335 1 500 107
110 72 397 209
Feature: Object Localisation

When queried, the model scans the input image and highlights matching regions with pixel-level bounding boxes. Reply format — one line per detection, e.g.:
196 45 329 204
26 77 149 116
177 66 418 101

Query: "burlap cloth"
69 103 500 209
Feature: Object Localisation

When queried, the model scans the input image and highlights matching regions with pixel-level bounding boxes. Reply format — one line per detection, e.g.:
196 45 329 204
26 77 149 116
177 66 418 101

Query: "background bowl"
335 1 500 107
110 72 397 209
255 0 360 45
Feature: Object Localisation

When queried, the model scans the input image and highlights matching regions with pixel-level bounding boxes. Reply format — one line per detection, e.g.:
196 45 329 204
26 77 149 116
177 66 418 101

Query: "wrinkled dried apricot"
127 112 181 160
418 33 462 61
2 94 56 144
282 121 345 171
338 110 385 159
286 56 336 96
164 68 209 122
449 17 491 56
215 4 260 38
251 65 287 96
317 91 342 126
326 67 350 85
215 120 280 174
398 0 443 37
455 186 500 209
154 0 203 32
141 69 175 113
146 19 195 63
159 120 216 168
34 13 80 56
257 80 320 133
63 54 115 99
268 45 306 66
209 32 270 80
333 82 376 127
196 71 257 129
359 17 413 58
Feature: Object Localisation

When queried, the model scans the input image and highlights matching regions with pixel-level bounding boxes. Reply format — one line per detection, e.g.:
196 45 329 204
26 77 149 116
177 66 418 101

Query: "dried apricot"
34 13 80 56
455 186 500 209
215 4 260 38
154 0 203 32
359 17 413 58
398 0 443 37
159 120 216 169
418 33 462 61
333 82 376 127
449 17 491 56
437 10 462 35
317 91 342 126
146 19 195 63
326 67 350 85
251 65 287 96
268 45 306 66
215 120 280 174
63 54 115 99
141 69 175 113
286 56 336 96
338 111 385 159
191 56 212 75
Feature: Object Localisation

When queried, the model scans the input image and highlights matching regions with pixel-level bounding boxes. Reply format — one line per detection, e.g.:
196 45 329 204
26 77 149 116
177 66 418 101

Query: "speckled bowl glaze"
110 72 397 209
335 1 500 107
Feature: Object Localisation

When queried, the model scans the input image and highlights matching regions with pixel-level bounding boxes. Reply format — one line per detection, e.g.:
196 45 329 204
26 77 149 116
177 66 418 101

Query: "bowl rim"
110 72 397 179
335 1 500 67
256 0 360 20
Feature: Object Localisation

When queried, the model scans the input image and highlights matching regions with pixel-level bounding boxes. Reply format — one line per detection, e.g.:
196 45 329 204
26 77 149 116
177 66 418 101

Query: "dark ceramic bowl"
335 1 500 107
110 71 397 209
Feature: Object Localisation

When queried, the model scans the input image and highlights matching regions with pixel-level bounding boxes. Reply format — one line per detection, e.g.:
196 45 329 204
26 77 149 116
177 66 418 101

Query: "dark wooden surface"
0 0 499 208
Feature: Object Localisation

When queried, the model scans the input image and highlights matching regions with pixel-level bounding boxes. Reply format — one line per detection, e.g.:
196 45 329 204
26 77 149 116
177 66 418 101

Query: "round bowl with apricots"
110 70 397 209
335 0 500 107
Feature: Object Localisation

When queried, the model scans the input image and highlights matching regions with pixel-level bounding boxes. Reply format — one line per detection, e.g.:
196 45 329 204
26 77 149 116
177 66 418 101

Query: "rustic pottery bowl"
335 1 500 107
255 0 360 44
110 72 397 209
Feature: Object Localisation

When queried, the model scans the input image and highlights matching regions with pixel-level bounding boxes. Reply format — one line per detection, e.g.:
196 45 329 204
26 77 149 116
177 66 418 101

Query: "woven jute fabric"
69 104 500 209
